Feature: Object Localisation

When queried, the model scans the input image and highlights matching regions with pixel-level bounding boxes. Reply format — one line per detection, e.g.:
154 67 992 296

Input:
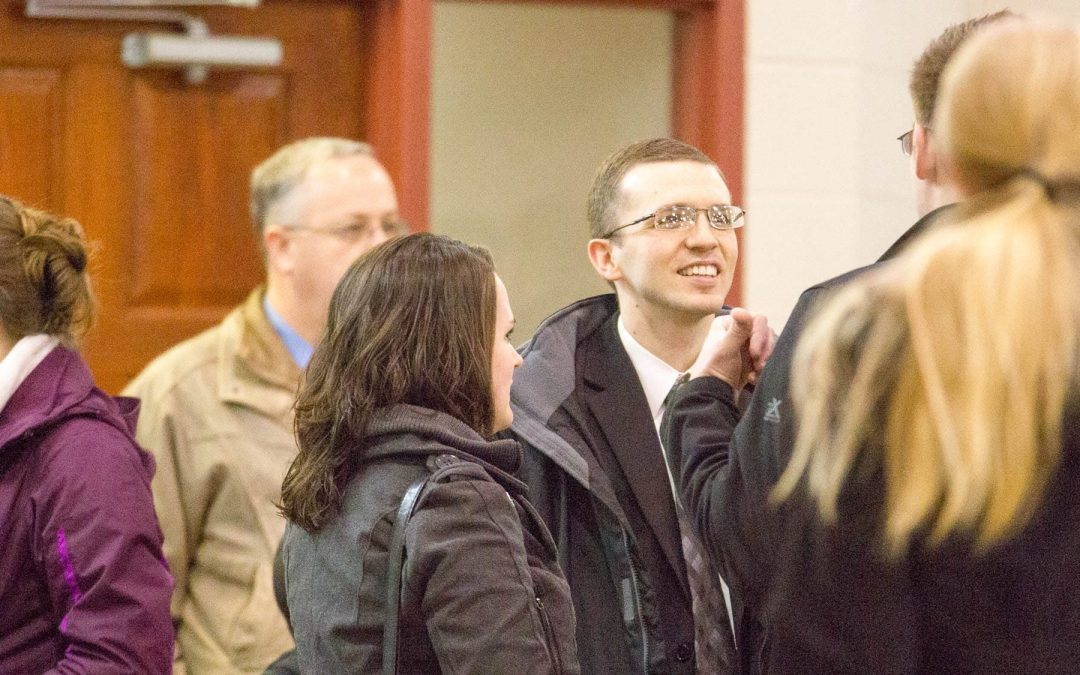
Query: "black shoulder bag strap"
382 474 431 675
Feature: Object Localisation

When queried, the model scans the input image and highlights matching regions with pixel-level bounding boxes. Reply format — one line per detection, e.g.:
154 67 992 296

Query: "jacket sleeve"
405 475 562 674
36 422 174 674
663 378 751 583
663 287 823 605
123 379 191 672
766 476 921 673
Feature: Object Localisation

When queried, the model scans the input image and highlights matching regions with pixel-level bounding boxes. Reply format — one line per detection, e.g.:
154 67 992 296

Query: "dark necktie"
663 374 736 673
675 496 735 672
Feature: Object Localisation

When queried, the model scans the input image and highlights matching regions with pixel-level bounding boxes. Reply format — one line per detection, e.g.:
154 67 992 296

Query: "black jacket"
509 294 734 674
664 206 951 673
282 404 579 674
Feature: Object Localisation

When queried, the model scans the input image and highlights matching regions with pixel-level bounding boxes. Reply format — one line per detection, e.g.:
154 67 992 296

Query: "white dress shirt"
616 316 687 438
617 316 737 640
0 334 58 414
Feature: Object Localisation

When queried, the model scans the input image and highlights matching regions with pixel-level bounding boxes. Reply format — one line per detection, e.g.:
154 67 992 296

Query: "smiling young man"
508 139 742 674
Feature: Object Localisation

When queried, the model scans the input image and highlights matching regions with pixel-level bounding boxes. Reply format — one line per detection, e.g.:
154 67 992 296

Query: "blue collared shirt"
263 295 313 369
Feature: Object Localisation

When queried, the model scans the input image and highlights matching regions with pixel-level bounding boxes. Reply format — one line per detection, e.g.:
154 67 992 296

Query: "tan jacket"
125 288 298 674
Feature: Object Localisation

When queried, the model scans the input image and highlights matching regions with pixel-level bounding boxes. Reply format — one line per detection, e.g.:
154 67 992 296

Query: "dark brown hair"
910 10 1017 125
587 138 721 239
0 195 94 344
280 233 497 531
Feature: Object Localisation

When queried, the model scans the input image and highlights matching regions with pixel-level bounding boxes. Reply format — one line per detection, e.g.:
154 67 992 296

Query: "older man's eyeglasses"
897 128 914 156
284 218 408 240
606 204 746 238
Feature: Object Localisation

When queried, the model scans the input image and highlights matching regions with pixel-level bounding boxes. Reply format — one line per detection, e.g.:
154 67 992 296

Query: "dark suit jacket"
577 313 694 630
512 296 734 674
665 205 953 673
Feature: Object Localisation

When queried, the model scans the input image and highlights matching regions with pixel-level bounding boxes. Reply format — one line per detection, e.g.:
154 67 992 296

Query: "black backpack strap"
382 473 431 675
381 453 490 674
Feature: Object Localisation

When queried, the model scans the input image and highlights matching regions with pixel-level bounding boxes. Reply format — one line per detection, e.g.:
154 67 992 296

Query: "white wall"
744 1 970 328
744 1 1080 328
431 3 673 340
969 0 1080 19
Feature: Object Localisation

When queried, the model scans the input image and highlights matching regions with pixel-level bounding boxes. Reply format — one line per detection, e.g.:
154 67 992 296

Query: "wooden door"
0 0 425 393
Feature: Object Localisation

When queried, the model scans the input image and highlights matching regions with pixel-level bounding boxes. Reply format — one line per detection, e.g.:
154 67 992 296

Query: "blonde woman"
760 21 1080 673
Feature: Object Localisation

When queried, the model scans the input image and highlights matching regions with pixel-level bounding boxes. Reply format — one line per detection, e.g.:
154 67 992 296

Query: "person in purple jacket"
0 195 174 673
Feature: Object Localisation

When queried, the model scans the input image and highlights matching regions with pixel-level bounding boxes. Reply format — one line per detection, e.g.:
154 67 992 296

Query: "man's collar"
262 295 313 369
877 203 957 262
616 315 685 430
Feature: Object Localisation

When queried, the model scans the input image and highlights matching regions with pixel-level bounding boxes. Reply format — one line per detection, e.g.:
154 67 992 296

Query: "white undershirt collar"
0 334 59 414
617 316 687 435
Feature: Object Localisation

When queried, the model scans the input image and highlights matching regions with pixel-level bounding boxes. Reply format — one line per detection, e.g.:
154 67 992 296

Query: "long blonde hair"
775 22 1080 556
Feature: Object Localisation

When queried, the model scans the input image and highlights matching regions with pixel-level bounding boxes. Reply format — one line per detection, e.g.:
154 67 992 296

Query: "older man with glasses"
662 10 1015 675
507 138 771 675
124 137 403 674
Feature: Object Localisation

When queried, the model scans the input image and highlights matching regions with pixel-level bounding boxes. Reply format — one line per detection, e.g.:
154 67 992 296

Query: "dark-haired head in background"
663 10 1019 674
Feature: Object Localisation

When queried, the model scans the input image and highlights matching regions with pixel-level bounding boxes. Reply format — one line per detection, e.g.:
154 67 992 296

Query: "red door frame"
361 0 745 303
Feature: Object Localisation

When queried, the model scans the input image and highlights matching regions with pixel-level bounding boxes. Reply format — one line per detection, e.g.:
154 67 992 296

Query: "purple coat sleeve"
34 419 174 674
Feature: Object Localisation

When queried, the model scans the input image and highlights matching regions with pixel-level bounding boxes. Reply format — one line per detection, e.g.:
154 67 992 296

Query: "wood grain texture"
0 0 374 392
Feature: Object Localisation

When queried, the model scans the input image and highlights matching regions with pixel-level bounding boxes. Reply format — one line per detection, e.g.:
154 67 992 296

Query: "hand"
746 313 777 385
689 308 775 392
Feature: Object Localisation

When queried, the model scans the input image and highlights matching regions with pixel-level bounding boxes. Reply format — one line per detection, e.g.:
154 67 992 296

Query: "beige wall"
431 3 673 341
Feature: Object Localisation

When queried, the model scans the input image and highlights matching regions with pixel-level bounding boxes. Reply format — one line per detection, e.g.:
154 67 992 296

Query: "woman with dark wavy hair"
0 196 173 672
279 233 579 674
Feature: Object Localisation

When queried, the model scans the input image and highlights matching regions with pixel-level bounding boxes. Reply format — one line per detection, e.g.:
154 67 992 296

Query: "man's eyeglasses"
606 204 746 238
284 218 408 240
897 128 914 156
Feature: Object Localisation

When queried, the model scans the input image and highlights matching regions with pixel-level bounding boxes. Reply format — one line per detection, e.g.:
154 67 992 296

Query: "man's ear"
913 122 938 183
587 238 623 282
263 225 296 276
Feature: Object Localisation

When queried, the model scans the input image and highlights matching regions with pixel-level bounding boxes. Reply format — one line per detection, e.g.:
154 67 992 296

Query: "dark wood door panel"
0 66 64 207
127 73 283 306
0 0 371 392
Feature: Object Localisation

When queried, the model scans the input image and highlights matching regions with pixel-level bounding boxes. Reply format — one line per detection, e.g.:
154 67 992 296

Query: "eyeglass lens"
655 205 742 229
898 129 914 156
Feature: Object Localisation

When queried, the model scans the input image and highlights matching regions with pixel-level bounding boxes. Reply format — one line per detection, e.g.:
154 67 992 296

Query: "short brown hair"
281 233 497 531
0 196 94 344
910 10 1017 125
587 138 721 239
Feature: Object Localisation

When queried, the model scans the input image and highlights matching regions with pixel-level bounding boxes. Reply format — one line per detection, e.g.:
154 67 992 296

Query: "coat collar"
580 314 689 593
877 203 956 262
365 404 526 493
216 287 302 418
510 294 620 489
0 346 139 452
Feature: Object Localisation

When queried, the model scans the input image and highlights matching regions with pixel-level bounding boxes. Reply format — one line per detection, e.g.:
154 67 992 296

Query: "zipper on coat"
621 529 649 673
535 596 564 675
